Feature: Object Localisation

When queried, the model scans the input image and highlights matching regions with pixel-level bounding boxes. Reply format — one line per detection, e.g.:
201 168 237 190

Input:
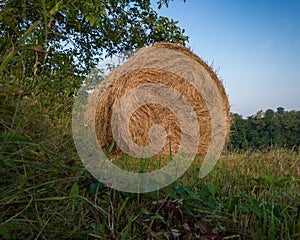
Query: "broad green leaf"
69 182 80 197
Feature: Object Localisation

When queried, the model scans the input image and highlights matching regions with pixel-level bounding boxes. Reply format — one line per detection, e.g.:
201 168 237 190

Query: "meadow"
0 98 299 239
1 1 299 239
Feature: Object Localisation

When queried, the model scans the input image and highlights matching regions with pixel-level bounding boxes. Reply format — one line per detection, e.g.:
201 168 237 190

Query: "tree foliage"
230 107 300 151
0 0 188 99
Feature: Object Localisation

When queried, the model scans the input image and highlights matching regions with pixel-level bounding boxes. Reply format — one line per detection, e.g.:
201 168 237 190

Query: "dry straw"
85 42 230 157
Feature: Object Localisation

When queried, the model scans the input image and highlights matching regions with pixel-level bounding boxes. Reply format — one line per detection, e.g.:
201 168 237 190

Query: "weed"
0 96 299 239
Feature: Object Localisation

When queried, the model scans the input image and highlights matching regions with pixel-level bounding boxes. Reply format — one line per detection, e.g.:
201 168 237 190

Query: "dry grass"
1 68 299 239
1 141 299 239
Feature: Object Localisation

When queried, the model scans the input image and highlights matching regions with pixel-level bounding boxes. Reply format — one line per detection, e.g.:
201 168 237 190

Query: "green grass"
0 96 299 239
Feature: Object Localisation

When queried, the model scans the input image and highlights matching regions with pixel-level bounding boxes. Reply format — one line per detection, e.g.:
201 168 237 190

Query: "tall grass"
0 96 299 239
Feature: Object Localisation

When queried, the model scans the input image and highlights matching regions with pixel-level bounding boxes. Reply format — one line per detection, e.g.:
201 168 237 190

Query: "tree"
264 109 281 147
281 110 300 148
0 0 188 98
229 108 300 151
276 107 285 116
230 113 248 150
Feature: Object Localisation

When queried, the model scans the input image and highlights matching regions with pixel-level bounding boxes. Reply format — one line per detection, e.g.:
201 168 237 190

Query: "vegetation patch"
1 1 299 239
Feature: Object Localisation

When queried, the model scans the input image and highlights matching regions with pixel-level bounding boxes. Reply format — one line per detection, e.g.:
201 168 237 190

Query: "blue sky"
154 0 300 117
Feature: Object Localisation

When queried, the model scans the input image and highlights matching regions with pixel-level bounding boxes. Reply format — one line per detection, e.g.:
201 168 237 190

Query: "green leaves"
49 0 64 16
0 225 9 239
230 108 300 151
0 19 41 71
0 0 188 103
89 181 105 195
0 49 15 73
69 182 80 197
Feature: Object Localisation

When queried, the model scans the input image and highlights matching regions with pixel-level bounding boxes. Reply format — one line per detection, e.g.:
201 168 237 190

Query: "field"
0 99 299 239
1 1 299 239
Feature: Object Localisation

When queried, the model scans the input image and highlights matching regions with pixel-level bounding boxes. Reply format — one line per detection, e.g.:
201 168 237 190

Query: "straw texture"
86 42 230 157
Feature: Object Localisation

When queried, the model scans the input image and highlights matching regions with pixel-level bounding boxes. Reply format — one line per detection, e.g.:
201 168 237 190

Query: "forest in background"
230 107 300 151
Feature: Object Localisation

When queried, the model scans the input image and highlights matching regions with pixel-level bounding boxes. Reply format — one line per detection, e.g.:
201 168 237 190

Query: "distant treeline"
229 107 300 151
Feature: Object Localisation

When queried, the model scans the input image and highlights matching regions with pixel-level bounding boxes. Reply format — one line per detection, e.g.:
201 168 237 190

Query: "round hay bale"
86 42 230 158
